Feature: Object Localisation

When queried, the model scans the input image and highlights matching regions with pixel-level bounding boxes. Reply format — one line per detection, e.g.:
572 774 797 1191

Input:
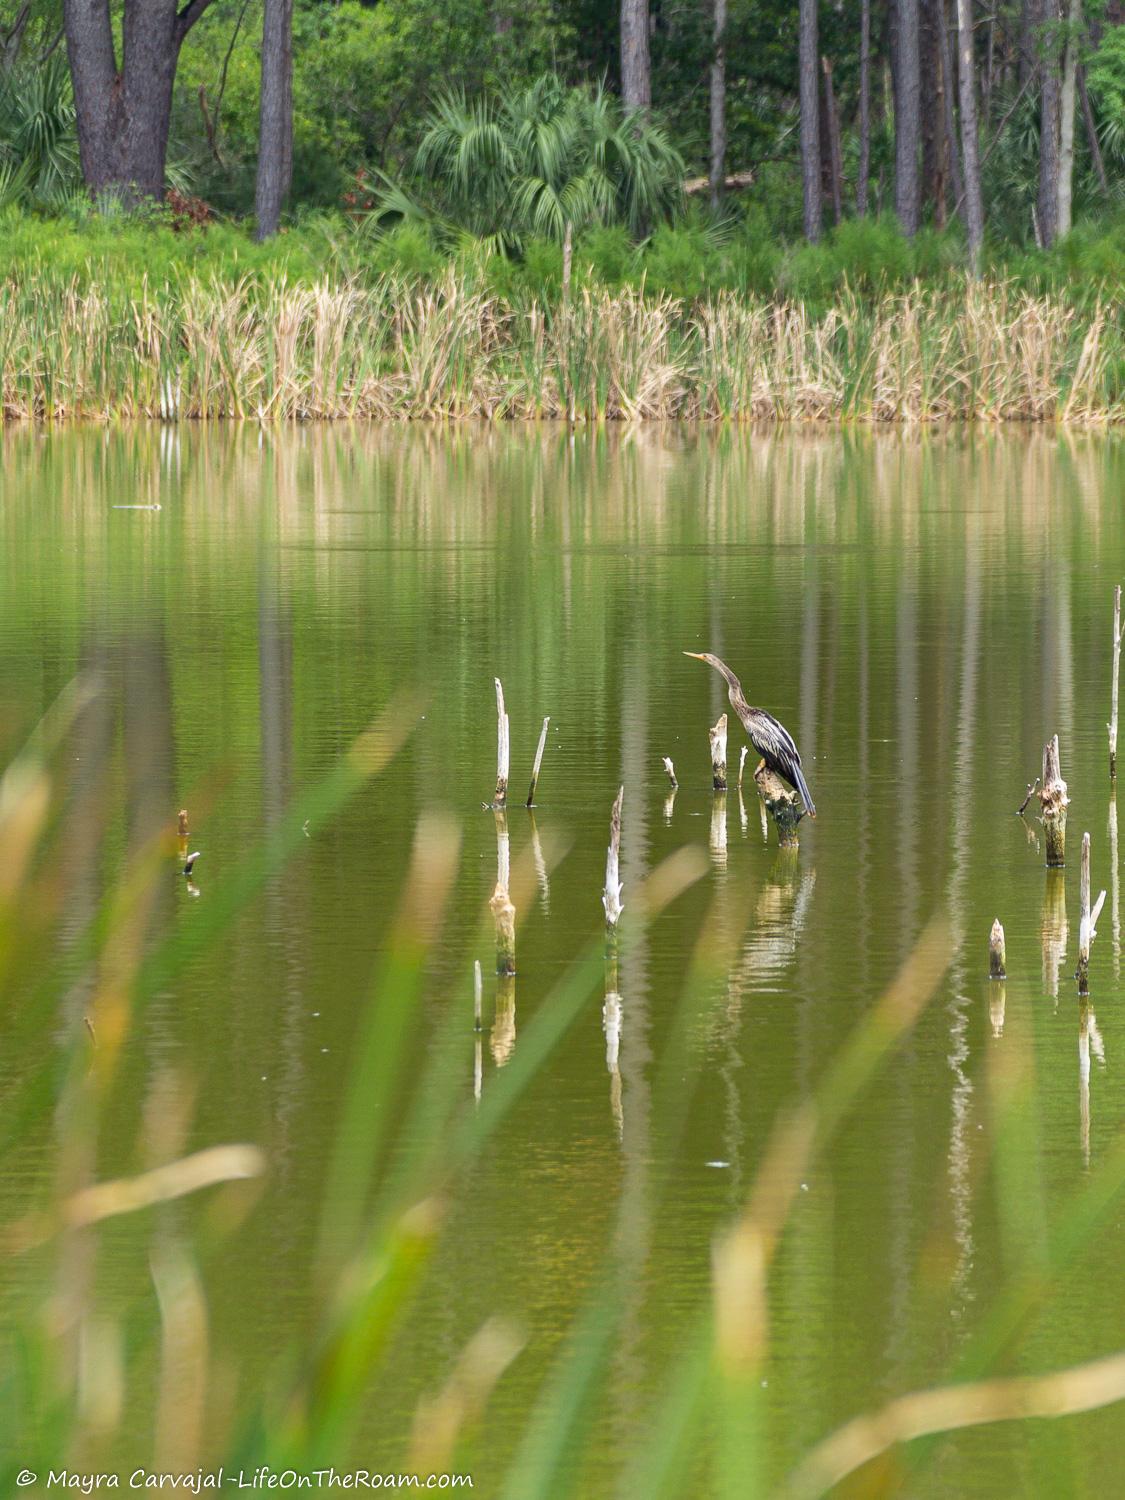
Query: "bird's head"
683 651 740 691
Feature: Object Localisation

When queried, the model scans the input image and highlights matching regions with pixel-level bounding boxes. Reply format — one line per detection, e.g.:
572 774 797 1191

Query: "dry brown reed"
0 271 1121 423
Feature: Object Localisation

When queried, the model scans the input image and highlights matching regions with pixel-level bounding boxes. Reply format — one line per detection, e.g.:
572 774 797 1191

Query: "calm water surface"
2 425 1125 1496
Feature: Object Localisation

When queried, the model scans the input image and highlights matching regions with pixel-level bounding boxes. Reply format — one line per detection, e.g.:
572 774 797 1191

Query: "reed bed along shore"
1 270 1122 423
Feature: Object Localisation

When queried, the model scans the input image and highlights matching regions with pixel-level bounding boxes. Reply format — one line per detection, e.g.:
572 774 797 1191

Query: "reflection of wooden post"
526 716 550 807
989 919 1006 979
1110 586 1122 779
1076 830 1107 997
473 960 483 1032
491 678 510 808
603 939 623 1138
490 809 516 976
738 746 748 788
1041 867 1068 1000
603 787 624 929
710 790 728 869
177 808 189 862
710 714 728 790
1079 1000 1091 1166
491 975 516 1066
1111 791 1120 979
661 758 677 824
1038 735 1068 867
754 763 801 849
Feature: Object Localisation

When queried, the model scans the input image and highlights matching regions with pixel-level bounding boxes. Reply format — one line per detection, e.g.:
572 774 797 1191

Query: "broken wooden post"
1038 735 1069 867
491 678 509 809
989 919 1006 979
603 787 624 930
754 763 801 849
661 757 678 822
526 716 550 807
1076 830 1107 996
709 714 728 791
489 809 516 976
1113 584 1123 777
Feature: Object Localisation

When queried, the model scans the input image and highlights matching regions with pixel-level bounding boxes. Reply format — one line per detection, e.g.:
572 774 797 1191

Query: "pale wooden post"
491 678 510 808
1038 735 1068 868
603 787 624 930
709 713 728 790
989 919 1006 979
526 716 550 807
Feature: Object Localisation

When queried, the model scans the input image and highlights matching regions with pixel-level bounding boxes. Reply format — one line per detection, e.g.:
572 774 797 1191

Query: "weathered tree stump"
709 714 728 791
603 787 624 929
1038 735 1068 868
989 918 1006 979
754 762 802 849
490 677 510 809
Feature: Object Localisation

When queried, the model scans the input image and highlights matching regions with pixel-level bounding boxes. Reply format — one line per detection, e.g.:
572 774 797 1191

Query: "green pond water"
3 424 1125 1497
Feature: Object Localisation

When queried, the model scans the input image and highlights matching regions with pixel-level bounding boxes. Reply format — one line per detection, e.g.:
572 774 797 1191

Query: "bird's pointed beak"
683 651 705 660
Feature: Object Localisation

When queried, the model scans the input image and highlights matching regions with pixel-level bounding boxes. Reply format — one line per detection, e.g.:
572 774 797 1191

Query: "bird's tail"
794 764 817 819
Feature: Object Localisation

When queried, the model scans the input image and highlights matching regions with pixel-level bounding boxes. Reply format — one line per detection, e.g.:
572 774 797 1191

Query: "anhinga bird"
684 652 816 817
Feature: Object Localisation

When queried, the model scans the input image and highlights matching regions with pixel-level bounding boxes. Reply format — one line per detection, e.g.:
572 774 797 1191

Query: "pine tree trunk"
857 0 872 213
709 0 727 208
64 0 214 204
920 0 947 224
1038 0 1061 246
1057 0 1081 236
620 0 651 110
822 57 844 225
894 0 923 235
957 0 985 271
939 0 966 208
799 0 822 241
255 0 293 240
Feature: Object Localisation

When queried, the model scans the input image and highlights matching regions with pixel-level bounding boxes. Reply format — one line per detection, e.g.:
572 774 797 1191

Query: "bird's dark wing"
750 710 817 816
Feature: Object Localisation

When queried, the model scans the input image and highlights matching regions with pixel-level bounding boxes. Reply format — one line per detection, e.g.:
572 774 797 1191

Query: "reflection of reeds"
1 273 1122 421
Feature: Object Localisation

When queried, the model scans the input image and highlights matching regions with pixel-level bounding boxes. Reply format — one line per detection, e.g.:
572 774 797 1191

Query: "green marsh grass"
0 271 1122 423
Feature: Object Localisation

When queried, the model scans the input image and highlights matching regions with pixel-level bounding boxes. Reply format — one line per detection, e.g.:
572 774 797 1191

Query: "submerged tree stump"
710 714 728 791
754 763 802 849
1038 735 1069 868
989 919 1006 980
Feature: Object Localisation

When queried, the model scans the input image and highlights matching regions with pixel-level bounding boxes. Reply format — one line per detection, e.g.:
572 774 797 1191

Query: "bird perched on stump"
684 651 816 817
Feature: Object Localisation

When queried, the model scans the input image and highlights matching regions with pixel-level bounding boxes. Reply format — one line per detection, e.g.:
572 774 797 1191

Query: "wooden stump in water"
754 763 802 849
709 714 728 791
989 919 1006 980
491 678 510 809
603 787 624 930
1038 735 1068 868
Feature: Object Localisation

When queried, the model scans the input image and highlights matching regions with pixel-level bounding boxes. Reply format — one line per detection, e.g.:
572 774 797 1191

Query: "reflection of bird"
684 652 816 817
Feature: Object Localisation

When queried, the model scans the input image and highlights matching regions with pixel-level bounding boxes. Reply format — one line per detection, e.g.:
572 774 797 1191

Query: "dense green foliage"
1 0 1124 283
